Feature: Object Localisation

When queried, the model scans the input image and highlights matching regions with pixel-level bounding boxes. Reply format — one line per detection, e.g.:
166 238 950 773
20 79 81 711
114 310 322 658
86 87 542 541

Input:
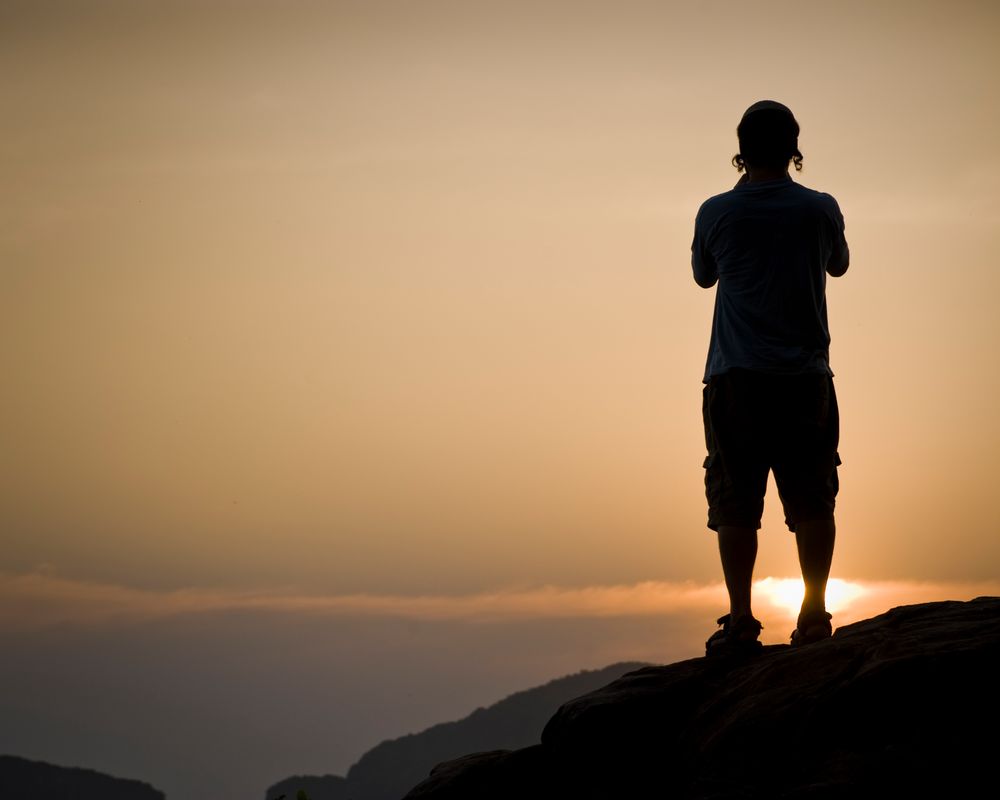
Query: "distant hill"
265 661 649 800
0 754 165 800
402 597 1000 798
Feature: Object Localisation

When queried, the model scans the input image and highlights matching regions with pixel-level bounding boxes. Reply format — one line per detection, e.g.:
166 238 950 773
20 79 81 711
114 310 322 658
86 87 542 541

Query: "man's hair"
732 104 803 173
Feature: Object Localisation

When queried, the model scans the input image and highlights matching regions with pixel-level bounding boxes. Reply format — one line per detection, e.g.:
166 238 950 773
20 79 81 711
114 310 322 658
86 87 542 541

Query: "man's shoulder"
788 181 843 212
695 188 738 223
695 180 844 225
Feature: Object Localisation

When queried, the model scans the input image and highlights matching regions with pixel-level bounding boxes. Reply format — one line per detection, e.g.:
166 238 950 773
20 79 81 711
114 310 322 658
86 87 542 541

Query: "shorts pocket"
703 452 721 509
831 451 841 498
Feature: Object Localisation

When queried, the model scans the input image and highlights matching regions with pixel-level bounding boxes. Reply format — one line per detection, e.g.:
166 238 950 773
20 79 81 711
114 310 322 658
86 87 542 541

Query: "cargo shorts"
702 367 841 533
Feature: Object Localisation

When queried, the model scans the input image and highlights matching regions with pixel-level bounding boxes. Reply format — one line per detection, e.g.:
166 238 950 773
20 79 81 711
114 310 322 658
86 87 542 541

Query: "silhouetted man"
692 100 849 655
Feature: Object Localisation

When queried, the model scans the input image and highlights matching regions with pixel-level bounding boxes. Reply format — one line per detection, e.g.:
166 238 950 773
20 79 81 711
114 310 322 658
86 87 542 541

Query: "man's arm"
825 197 850 277
827 245 849 277
692 209 718 288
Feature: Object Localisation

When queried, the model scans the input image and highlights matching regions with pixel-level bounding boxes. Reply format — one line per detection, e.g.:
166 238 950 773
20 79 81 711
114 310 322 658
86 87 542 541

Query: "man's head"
731 100 803 174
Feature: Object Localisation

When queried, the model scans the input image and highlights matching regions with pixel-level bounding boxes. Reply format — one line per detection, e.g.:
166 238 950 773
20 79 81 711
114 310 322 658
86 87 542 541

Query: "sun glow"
755 577 870 619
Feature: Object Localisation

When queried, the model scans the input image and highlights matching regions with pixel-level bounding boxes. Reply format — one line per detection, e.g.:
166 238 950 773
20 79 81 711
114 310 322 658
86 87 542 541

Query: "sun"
755 576 869 619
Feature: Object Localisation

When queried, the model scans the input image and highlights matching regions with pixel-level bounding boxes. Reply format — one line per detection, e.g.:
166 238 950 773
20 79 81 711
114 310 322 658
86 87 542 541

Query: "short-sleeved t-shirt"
691 175 849 384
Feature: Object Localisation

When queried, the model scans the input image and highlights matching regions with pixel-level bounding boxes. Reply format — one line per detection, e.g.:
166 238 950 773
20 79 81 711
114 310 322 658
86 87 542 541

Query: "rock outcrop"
403 597 1000 798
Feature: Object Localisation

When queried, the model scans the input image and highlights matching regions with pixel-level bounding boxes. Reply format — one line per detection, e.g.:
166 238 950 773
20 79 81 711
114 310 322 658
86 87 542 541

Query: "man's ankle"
798 601 828 622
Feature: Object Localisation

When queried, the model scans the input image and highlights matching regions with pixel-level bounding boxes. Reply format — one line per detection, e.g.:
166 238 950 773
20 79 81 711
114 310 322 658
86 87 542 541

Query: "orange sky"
2 1 999 797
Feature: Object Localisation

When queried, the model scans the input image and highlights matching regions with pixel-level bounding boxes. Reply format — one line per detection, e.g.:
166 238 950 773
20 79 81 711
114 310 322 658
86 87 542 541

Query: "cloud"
2 568 997 634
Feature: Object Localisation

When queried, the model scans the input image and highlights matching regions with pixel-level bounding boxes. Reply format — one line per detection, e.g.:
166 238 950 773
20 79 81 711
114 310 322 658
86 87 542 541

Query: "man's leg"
718 525 758 622
775 374 839 635
794 518 836 620
705 370 766 646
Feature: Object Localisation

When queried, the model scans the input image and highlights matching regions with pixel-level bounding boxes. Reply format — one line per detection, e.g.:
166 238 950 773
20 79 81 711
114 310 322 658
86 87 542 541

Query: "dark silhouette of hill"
0 753 165 799
403 597 1000 798
265 661 648 800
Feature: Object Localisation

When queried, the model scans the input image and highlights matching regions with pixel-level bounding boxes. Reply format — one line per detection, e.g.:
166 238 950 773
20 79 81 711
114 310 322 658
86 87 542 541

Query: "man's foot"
790 609 833 646
706 613 764 657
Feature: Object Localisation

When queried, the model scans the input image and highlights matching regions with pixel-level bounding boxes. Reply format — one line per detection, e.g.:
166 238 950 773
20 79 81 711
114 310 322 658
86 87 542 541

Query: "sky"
2 0 999 798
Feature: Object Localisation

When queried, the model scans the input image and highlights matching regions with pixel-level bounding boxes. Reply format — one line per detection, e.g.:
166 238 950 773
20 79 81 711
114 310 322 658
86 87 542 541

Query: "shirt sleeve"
825 196 850 277
691 207 718 288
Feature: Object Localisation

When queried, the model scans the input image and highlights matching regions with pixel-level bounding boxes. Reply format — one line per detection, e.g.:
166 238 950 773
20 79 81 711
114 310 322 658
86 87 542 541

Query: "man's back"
695 100 847 656
692 175 849 383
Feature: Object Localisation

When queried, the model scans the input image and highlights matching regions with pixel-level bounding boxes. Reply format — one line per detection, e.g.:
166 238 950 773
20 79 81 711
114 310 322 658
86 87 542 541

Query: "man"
691 100 849 656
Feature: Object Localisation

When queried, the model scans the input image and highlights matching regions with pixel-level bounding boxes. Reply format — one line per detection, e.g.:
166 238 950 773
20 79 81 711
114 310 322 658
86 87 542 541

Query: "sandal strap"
790 610 834 646
715 613 764 631
796 609 833 628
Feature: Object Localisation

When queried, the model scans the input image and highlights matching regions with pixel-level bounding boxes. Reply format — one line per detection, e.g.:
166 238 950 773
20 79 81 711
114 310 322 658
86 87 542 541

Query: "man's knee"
790 517 836 536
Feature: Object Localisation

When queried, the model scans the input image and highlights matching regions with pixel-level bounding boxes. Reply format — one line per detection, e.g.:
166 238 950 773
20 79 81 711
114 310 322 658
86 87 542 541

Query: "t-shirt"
691 175 849 384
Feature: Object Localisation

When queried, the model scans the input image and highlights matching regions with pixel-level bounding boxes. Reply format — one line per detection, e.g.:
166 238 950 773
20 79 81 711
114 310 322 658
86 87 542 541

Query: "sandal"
705 613 764 657
790 609 833 646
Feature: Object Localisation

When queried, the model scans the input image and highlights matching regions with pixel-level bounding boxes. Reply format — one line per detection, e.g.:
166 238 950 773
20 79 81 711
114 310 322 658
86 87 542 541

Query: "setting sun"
755 577 870 619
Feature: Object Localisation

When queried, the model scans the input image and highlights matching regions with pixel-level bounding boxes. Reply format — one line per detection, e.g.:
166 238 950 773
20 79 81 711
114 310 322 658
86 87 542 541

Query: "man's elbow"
827 249 850 277
694 273 718 288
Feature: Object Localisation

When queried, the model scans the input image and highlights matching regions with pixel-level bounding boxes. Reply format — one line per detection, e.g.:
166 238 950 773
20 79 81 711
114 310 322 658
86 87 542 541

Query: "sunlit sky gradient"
2 1 999 798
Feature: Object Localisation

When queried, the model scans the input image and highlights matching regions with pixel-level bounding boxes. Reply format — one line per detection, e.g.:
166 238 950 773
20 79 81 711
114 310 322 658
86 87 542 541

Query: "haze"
2 1 998 798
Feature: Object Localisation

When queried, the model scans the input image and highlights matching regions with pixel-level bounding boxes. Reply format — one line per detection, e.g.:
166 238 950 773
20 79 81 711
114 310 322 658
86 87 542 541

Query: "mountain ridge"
0 753 166 800
265 661 649 800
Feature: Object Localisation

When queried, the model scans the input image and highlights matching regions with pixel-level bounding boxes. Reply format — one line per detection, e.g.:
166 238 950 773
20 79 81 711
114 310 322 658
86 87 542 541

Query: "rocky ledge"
403 596 1000 798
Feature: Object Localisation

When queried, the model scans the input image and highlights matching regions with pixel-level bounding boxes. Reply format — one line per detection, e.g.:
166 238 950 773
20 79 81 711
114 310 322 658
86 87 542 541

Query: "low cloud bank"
3 568 997 633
